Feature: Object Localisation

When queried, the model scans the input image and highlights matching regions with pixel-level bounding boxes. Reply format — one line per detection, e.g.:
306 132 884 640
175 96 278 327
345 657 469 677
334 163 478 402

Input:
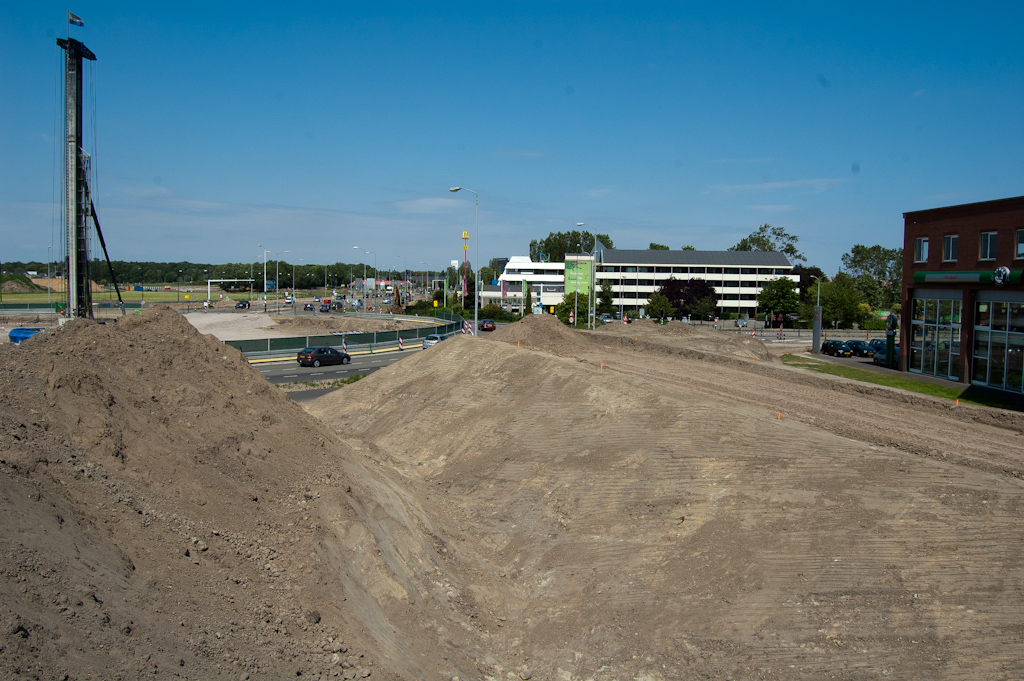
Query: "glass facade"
972 300 1024 392
909 296 961 380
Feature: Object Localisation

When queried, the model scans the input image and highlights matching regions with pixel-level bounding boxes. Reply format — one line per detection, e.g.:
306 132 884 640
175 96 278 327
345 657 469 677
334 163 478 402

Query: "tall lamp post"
449 186 479 335
272 250 290 313
257 244 270 311
47 246 52 307
353 246 375 297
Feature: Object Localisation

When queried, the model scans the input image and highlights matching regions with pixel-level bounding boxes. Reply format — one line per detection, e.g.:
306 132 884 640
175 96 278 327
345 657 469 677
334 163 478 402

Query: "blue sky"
3 2 1023 275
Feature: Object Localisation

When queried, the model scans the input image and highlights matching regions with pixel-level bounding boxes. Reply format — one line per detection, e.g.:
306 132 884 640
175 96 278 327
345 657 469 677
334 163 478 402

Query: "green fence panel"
225 339 270 353
307 334 346 347
268 336 309 352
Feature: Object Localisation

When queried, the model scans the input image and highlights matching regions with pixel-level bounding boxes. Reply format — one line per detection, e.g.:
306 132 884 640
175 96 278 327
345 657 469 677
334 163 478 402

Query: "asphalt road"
258 347 422 385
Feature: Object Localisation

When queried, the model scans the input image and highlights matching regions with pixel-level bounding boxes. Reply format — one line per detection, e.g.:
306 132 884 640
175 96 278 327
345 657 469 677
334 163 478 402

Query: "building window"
980 232 997 260
1016 229 1024 258
973 301 1024 392
914 237 929 263
910 296 962 381
942 235 958 262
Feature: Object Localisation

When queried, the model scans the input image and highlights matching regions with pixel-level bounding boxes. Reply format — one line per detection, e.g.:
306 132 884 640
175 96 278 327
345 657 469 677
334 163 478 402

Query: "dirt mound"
0 310 421 680
304 334 1024 680
1 278 36 293
272 315 437 334
488 313 775 363
5 307 1024 680
591 317 777 363
486 312 596 355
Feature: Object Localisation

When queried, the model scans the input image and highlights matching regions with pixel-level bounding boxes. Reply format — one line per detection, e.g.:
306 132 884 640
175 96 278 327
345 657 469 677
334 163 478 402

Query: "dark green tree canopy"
680 245 696 251
790 264 827 302
645 293 675 322
656 277 717 317
841 244 902 282
529 231 614 262
757 277 800 314
728 224 805 262
648 243 670 250
597 280 615 314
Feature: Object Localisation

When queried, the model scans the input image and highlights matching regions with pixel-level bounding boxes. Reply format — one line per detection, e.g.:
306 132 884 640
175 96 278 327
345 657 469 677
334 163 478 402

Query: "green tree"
757 277 800 324
649 243 670 250
841 244 902 308
790 264 827 302
681 245 696 250
524 287 532 314
530 231 614 262
656 277 717 318
729 224 806 262
555 291 591 327
853 273 885 311
597 280 615 314
645 293 676 323
821 272 868 328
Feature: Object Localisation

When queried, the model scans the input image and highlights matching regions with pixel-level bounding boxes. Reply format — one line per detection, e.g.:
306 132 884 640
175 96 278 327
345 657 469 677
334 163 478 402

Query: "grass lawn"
781 353 1019 411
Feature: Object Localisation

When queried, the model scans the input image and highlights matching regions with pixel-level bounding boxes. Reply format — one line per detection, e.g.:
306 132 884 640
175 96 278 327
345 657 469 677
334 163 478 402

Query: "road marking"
283 375 298 378
310 372 324 376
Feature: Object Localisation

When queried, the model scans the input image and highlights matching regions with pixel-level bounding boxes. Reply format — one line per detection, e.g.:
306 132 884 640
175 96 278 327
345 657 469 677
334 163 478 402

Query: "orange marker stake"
777 412 781 419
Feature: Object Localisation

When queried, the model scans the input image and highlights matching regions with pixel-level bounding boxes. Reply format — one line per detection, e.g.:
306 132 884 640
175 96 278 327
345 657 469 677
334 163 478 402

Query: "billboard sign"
564 258 591 296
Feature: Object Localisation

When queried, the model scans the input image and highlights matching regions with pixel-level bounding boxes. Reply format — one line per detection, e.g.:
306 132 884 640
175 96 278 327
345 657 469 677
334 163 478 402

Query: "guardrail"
226 311 466 360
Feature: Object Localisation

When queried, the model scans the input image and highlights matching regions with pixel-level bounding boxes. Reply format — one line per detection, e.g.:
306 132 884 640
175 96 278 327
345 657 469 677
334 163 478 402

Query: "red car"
479 319 496 331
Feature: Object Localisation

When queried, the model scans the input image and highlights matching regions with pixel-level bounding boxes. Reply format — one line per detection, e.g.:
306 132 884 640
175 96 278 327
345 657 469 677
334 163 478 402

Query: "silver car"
422 334 445 348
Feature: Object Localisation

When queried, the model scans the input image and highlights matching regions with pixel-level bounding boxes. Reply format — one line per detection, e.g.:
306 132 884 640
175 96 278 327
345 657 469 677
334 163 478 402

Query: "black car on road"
297 346 351 367
820 340 853 357
845 340 875 357
234 300 250 309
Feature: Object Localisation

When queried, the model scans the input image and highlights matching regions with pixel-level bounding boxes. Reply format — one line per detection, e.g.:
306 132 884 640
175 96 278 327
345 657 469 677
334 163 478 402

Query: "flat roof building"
484 250 797 317
902 195 1024 393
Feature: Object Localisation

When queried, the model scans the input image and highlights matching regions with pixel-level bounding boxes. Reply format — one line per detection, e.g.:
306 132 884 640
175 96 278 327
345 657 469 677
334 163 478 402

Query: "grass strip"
290 373 367 389
780 354 1017 410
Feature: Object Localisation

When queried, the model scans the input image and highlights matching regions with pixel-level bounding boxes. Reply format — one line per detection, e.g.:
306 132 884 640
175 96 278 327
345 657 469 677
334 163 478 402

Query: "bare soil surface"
2 310 1023 680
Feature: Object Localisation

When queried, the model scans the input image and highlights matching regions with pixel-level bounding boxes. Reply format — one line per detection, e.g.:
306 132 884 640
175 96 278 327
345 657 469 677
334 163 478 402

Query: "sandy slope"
2 311 1023 680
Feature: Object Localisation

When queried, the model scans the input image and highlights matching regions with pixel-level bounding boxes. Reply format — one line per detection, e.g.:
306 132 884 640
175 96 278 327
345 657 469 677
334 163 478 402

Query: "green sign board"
564 259 591 296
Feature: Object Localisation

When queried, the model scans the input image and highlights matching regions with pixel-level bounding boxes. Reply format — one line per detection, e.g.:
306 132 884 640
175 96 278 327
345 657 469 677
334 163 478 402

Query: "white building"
487 256 566 311
596 250 798 316
482 250 798 317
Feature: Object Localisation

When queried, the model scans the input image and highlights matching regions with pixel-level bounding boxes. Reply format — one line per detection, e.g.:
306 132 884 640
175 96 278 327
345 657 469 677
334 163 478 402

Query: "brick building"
902 196 1024 393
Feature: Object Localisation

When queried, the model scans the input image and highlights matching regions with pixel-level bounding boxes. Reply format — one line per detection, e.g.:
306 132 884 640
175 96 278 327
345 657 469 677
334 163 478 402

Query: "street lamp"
353 246 375 296
257 244 270 311
272 251 289 312
450 186 479 335
47 246 52 307
177 269 182 303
